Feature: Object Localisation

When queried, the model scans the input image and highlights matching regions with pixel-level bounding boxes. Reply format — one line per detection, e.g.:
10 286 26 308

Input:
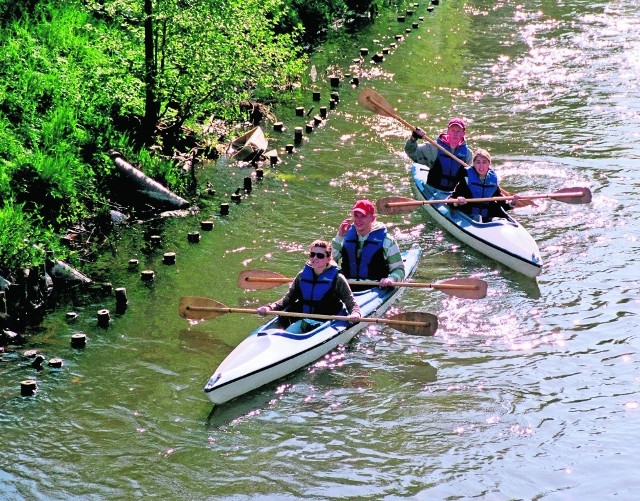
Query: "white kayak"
412 163 542 278
204 245 422 405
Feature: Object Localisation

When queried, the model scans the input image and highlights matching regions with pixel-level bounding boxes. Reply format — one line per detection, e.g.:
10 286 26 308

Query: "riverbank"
0 0 368 286
1 0 446 339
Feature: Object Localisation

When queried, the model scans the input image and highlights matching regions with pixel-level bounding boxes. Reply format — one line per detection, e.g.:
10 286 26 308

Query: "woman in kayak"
404 117 472 191
452 148 520 222
256 239 361 326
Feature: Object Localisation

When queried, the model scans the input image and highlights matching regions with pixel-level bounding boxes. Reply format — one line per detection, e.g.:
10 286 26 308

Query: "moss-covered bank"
0 0 391 331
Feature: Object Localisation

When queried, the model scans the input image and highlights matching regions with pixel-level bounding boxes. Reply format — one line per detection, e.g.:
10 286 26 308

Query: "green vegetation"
0 0 382 276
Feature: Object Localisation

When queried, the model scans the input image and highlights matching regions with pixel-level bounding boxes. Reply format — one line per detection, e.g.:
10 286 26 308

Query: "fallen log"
46 259 92 285
109 150 189 209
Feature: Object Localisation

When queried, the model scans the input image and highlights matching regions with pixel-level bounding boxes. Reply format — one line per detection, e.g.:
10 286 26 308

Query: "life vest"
341 226 390 281
298 264 342 315
434 135 469 190
466 168 498 219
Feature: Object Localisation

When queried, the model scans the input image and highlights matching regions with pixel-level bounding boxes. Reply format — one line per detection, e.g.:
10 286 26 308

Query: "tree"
97 0 306 147
143 0 157 145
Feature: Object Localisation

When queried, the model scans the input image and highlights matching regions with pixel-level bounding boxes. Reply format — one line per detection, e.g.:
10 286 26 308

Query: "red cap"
352 199 375 216
448 117 466 130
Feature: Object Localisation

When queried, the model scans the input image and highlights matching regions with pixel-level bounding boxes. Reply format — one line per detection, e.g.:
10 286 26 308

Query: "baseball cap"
448 117 466 130
352 199 375 216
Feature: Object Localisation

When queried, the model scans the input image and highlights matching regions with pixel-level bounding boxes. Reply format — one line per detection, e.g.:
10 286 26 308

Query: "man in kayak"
451 148 520 222
256 239 361 325
404 117 472 191
332 199 405 290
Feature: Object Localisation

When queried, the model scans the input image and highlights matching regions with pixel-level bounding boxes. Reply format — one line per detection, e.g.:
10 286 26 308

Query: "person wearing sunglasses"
332 199 405 290
404 117 472 191
256 240 361 325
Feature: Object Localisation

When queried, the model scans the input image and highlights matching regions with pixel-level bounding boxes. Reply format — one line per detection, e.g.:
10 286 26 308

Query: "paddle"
358 88 447 154
376 187 592 215
237 269 487 299
179 297 438 337
358 88 534 207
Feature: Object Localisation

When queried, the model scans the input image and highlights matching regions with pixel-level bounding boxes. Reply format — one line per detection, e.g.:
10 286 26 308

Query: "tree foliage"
0 0 380 273
85 0 309 145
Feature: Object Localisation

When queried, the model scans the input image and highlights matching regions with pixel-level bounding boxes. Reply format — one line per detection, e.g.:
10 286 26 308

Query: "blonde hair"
473 148 492 163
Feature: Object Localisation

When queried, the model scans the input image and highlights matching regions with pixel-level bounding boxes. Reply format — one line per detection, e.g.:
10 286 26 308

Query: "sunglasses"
308 251 327 259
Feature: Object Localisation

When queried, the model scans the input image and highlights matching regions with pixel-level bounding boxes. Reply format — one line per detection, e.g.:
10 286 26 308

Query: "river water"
2 1 639 499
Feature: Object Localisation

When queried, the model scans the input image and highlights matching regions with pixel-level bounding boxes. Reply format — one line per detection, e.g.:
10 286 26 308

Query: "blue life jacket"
434 136 469 190
298 264 342 315
466 168 498 219
341 225 390 281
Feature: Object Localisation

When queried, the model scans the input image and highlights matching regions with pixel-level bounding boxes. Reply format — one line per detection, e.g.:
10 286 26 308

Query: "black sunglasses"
308 251 327 259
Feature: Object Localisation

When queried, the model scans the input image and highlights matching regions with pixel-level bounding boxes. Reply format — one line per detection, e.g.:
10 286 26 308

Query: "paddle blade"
358 88 396 118
551 186 592 204
388 312 438 336
237 269 290 289
436 278 488 299
376 196 422 215
179 297 226 320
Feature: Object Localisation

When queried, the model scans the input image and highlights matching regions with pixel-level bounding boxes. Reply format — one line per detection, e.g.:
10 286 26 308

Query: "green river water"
2 1 640 499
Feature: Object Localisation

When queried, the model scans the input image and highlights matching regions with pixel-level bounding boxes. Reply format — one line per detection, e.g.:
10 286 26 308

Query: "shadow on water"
397 359 438 384
176 328 235 357
204 388 283 429
503 270 542 300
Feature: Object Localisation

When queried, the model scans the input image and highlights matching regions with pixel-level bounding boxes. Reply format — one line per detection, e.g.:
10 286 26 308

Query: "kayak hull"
204 245 422 404
411 163 542 278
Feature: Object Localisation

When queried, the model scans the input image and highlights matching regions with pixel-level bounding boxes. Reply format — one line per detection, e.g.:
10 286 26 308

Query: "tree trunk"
143 0 157 145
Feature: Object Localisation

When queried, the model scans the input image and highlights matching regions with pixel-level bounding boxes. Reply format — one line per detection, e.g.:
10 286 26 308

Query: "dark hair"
309 239 332 256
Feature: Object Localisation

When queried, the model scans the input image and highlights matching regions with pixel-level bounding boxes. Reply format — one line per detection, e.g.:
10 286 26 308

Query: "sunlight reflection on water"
3 2 640 499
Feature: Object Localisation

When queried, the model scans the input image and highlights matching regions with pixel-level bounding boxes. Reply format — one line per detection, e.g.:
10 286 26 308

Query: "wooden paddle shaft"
185 305 432 327
351 280 481 291
360 91 457 163
359 88 531 206
242 276 480 291
386 191 587 207
372 97 469 168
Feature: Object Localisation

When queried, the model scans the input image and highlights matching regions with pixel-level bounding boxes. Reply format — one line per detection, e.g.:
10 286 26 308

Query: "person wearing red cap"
257 239 361 327
331 199 405 289
451 148 519 222
404 117 473 191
